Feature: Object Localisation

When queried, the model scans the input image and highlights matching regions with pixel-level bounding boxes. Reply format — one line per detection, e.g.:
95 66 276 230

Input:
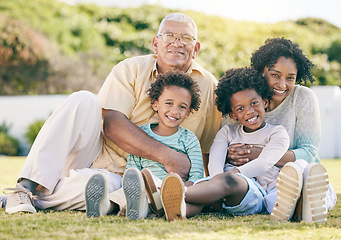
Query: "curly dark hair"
251 37 314 85
215 67 273 116
148 70 201 112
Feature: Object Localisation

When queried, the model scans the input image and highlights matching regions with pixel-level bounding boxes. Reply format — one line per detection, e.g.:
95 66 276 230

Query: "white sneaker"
302 163 329 223
4 183 36 214
85 173 110 217
160 173 186 221
270 162 303 221
122 168 148 220
141 168 164 216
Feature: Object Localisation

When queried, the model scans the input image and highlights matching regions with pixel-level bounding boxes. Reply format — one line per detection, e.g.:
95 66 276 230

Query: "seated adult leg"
6 91 103 214
34 168 121 211
20 90 103 192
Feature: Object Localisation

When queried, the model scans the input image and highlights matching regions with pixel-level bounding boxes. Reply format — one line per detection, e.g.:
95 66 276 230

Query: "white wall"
311 86 341 159
1 86 341 158
0 95 69 154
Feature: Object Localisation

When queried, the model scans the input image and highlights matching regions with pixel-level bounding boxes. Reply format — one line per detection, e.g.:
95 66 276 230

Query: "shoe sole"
141 169 164 217
123 168 148 220
6 204 36 214
85 173 107 217
270 163 302 221
302 164 329 223
161 173 185 221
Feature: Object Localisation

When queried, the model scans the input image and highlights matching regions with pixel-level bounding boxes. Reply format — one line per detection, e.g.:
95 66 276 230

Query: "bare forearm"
103 109 168 164
275 150 295 167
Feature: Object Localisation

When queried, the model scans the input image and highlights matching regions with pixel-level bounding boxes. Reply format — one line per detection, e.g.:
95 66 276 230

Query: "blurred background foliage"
0 0 340 95
0 122 20 156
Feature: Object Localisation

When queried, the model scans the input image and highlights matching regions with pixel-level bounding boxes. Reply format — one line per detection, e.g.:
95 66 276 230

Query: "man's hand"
161 151 190 181
226 143 262 166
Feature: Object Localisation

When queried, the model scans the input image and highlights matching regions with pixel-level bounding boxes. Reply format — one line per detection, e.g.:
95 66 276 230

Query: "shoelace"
3 184 34 205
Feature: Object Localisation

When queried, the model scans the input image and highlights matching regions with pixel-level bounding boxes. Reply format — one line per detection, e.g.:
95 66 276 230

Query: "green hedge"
25 119 46 146
0 133 19 156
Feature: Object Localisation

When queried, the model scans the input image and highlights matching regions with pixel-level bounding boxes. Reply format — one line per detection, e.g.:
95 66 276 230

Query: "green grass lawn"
0 157 340 240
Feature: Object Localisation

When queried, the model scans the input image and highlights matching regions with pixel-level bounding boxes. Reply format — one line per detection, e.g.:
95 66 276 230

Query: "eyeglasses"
158 32 196 45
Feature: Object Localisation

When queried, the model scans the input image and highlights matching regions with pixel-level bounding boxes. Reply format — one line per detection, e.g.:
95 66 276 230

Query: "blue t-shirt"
126 123 204 182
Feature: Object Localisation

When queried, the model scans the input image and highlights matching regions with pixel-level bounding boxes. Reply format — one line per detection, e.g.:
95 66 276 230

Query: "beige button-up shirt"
94 54 222 175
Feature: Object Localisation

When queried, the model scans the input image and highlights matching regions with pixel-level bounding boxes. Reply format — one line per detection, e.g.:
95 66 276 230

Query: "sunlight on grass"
320 159 341 194
0 156 25 190
0 157 340 239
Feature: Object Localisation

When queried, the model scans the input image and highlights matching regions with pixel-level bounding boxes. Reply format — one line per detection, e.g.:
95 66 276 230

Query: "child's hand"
226 143 262 166
184 181 194 187
226 143 251 165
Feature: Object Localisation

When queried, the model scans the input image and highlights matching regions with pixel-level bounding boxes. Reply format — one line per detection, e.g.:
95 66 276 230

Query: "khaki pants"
18 91 122 210
34 168 122 210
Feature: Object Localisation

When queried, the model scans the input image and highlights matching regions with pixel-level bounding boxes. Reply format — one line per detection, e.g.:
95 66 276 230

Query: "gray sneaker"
122 168 148 220
85 173 110 217
0 195 7 208
4 183 36 214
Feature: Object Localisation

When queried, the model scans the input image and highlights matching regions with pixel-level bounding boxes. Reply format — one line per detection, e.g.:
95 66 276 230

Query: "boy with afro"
159 67 290 220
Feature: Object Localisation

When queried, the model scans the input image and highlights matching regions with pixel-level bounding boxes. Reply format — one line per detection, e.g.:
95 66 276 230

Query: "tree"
0 15 55 95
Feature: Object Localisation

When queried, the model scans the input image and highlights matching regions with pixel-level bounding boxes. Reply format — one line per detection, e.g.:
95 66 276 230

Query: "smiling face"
152 20 200 74
263 56 298 110
229 89 269 133
152 86 191 136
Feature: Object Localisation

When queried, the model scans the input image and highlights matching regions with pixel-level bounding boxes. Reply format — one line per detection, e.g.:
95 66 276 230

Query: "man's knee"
69 91 97 105
68 91 101 114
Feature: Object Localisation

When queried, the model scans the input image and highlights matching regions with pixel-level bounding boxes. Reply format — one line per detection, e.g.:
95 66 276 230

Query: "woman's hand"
226 143 262 166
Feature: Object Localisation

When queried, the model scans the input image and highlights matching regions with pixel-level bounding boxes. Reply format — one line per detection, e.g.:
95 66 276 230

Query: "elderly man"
3 13 221 215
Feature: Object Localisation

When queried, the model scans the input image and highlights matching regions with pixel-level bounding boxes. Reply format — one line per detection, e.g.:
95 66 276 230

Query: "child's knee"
223 172 240 188
220 172 248 202
213 172 241 192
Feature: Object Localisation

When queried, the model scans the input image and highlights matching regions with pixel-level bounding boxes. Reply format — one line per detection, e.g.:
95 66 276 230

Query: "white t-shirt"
208 123 290 190
223 85 321 164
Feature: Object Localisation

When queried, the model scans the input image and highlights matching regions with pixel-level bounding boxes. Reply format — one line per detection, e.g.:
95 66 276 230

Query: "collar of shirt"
151 55 207 81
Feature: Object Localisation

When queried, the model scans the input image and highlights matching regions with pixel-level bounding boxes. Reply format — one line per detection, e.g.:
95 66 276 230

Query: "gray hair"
158 13 198 40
